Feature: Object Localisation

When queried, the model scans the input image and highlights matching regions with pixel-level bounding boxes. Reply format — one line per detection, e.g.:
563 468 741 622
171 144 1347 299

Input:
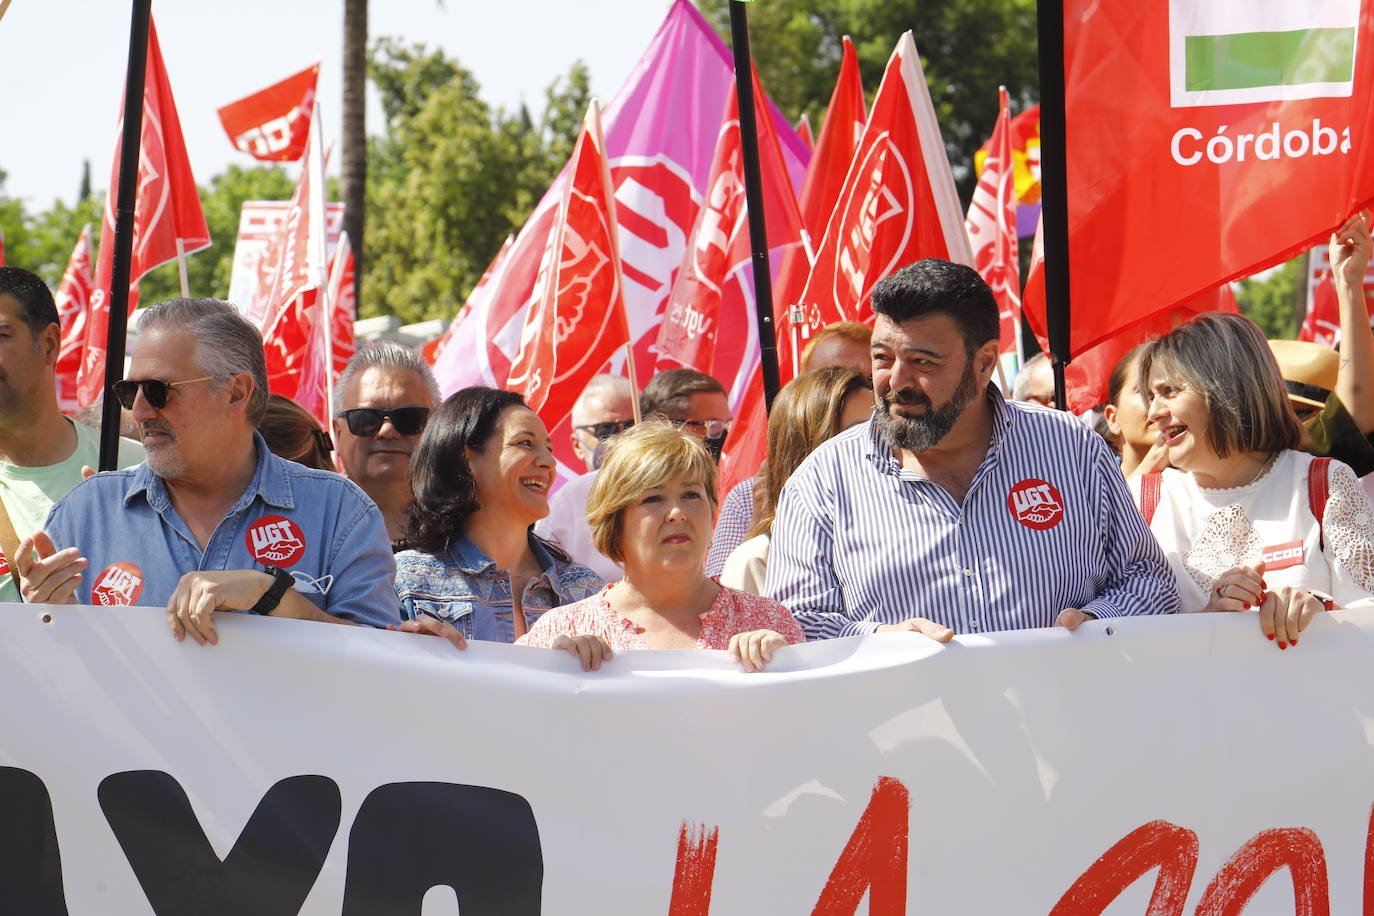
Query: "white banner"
2 604 1371 914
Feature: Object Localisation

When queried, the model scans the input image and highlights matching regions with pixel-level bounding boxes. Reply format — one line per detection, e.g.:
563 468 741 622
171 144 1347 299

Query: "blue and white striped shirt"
766 389 1179 639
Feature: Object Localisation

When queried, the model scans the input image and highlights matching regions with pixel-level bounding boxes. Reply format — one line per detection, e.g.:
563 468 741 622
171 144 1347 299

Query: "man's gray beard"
143 442 186 480
875 363 980 453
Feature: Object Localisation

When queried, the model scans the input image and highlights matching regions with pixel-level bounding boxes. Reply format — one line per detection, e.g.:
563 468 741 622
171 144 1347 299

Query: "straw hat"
1268 339 1339 410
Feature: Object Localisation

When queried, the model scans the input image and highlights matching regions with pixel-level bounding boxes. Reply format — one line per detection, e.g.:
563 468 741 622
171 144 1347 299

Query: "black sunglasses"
339 406 431 438
574 419 635 441
110 376 215 410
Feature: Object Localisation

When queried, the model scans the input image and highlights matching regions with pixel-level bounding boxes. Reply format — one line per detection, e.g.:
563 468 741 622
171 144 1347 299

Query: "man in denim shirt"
17 298 399 642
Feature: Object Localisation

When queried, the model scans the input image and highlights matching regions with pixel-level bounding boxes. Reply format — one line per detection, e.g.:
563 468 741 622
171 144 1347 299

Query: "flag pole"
0 0 13 24
1037 0 1072 411
727 1 782 413
175 239 190 296
623 343 642 425
99 0 153 471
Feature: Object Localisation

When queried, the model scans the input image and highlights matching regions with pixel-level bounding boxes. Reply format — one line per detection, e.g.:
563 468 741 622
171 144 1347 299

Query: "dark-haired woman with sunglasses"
392 387 604 648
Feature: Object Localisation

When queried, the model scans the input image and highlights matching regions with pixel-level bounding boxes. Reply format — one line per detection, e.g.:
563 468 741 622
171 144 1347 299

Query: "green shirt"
0 420 144 602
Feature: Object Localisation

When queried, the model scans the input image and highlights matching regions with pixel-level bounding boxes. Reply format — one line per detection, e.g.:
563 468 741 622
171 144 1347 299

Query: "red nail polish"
1261 580 1268 588
1291 637 1298 647
1267 633 1275 640
1244 603 1251 609
1278 642 1287 650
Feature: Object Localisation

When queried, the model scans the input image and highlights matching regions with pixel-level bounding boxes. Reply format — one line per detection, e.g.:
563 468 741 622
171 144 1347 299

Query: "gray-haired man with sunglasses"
332 341 439 542
18 298 401 642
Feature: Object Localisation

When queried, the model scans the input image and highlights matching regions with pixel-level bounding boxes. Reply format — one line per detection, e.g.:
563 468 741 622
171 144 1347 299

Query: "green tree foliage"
0 169 102 287
138 164 297 306
696 0 1039 201
361 41 590 325
1236 255 1305 340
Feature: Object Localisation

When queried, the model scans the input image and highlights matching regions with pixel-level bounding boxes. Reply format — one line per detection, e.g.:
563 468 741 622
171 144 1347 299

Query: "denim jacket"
394 533 604 643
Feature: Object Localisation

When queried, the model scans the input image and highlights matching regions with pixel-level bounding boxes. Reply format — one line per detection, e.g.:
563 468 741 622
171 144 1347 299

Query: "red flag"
55 225 94 414
655 73 805 375
796 114 815 150
1023 216 1238 413
506 100 632 429
78 18 210 407
216 63 320 163
325 231 357 380
716 365 767 501
966 88 1021 355
258 105 331 421
1300 239 1374 348
976 104 1041 206
772 37 867 381
1036 0 1374 361
782 32 971 377
423 235 514 367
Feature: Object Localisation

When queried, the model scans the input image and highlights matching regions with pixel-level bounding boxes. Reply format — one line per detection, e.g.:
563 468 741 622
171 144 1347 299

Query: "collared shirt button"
962 567 974 577
971 619 980 630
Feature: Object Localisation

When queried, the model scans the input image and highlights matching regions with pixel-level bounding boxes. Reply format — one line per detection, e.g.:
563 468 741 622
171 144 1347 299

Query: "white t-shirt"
1131 449 1374 612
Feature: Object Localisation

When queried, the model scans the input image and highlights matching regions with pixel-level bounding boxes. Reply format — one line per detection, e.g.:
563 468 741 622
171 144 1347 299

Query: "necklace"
1241 452 1277 487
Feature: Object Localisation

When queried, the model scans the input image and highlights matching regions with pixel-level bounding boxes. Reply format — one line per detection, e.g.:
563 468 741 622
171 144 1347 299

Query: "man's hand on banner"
166 570 341 646
551 634 613 671
876 617 956 642
391 613 468 651
16 532 84 605
1055 609 1096 631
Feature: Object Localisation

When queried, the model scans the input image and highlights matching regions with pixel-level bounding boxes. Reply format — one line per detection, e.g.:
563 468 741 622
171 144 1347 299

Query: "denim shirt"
44 432 400 628
394 534 604 643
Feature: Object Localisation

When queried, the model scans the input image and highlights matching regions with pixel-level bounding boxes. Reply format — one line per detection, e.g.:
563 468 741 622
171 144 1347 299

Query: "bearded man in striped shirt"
766 259 1179 641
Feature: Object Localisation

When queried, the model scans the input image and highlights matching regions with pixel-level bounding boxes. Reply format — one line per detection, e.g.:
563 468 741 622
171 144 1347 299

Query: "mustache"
884 388 930 409
140 421 174 439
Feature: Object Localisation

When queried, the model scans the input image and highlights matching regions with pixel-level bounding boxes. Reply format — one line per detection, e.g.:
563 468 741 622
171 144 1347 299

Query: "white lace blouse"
1130 450 1374 612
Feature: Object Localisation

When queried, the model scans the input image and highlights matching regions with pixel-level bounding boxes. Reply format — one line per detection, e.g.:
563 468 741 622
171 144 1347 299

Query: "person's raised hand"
551 634 613 671
1331 211 1372 291
15 532 84 605
876 617 955 642
727 629 789 672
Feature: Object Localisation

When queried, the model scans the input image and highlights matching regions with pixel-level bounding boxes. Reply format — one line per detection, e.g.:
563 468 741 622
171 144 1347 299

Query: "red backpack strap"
1138 472 1163 526
1308 457 1332 551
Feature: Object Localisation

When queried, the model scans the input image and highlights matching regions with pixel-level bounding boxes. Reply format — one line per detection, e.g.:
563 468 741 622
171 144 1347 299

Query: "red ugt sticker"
91 562 145 606
246 515 306 567
1008 479 1065 530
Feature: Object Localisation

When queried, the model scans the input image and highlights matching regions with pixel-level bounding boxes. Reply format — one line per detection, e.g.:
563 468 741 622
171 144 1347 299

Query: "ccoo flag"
1033 0 1374 361
78 18 210 408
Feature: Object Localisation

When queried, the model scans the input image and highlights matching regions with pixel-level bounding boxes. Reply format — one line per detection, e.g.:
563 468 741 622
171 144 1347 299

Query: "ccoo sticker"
246 515 306 567
91 562 145 606
1008 479 1065 531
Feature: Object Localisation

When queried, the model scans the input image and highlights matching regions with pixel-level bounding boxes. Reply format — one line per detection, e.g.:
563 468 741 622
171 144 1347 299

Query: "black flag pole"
98 0 153 471
727 0 782 412
1037 0 1072 411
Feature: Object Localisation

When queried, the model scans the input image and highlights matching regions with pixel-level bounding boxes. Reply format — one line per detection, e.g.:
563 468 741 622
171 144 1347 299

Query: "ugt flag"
1040 0 1374 360
55 225 94 415
965 87 1020 356
217 63 320 163
507 100 632 430
78 17 210 408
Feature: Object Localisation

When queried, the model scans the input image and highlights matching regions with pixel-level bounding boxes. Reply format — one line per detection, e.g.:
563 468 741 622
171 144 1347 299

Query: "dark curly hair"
402 386 527 553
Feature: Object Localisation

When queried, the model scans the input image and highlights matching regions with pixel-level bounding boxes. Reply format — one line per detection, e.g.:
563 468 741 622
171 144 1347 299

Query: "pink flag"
78 18 210 407
326 231 357 379
965 88 1021 355
655 72 805 375
55 225 94 414
507 101 632 430
432 0 809 477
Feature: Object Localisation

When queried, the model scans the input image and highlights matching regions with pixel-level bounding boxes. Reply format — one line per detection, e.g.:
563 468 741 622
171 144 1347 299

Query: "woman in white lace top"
1133 312 1374 649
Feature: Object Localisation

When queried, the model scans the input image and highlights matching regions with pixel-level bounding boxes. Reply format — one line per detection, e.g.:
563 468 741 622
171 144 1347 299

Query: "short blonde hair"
801 320 871 372
587 422 719 563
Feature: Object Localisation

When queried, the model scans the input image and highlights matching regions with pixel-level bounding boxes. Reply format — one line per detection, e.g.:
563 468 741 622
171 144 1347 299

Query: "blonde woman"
1135 312 1374 649
517 423 803 671
720 368 872 594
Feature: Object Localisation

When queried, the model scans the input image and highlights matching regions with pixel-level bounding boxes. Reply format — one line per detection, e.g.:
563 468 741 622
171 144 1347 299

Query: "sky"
0 0 676 209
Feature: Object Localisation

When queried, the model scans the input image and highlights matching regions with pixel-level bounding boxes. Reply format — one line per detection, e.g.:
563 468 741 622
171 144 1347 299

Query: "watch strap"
250 564 293 616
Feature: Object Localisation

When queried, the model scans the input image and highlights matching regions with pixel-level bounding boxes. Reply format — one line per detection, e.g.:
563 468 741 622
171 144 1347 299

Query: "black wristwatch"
250 565 294 616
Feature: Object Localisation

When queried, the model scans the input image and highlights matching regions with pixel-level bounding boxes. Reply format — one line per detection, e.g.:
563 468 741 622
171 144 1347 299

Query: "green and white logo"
1170 0 1361 107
